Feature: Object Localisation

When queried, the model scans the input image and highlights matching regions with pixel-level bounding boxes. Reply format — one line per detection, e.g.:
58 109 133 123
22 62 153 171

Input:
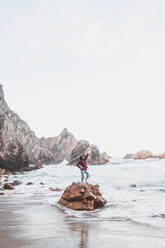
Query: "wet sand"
0 195 165 248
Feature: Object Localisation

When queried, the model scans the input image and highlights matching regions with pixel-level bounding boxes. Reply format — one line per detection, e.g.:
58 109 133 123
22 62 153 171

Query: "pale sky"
1 0 165 157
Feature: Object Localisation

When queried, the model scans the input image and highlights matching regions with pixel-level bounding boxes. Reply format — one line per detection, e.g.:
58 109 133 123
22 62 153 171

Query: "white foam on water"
10 158 165 232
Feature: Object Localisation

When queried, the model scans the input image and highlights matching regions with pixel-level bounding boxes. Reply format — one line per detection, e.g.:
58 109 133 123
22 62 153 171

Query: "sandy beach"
0 159 165 248
0 193 165 248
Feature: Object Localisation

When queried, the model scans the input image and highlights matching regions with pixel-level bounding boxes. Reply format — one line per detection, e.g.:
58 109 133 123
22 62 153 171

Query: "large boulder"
135 150 154 159
4 183 14 190
58 182 107 211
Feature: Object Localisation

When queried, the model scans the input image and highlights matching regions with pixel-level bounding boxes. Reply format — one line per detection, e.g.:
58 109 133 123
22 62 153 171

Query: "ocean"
0 158 165 248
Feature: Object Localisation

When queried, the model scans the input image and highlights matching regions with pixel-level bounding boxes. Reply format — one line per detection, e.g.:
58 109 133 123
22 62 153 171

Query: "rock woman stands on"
77 153 90 184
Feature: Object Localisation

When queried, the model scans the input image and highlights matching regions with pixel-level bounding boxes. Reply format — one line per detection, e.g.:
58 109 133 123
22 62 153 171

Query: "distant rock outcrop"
158 152 165 159
58 182 107 211
135 150 154 159
124 150 155 160
124 154 136 159
68 140 110 165
0 85 110 171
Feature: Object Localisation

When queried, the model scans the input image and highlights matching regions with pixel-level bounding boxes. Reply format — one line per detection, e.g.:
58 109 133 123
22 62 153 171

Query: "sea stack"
68 140 110 165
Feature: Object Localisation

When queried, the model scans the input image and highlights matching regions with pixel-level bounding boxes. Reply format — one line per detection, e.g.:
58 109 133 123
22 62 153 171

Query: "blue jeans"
81 170 89 183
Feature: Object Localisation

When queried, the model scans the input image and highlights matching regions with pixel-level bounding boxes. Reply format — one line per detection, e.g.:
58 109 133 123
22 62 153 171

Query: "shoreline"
0 194 165 248
1 160 165 248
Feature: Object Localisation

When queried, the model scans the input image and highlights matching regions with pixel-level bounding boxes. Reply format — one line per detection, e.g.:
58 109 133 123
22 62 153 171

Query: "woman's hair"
79 156 83 161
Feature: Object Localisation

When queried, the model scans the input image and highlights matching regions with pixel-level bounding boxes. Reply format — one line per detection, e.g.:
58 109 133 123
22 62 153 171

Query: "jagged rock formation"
69 140 110 165
58 182 107 211
41 128 77 163
0 85 110 171
4 183 14 190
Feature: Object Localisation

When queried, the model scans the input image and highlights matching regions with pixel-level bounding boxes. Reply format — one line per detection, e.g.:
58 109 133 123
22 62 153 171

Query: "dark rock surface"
4 183 14 190
26 182 33 185
11 180 23 186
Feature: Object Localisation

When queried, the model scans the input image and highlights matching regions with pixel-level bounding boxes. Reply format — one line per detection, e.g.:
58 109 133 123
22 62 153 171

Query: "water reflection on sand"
0 195 165 248
66 221 89 248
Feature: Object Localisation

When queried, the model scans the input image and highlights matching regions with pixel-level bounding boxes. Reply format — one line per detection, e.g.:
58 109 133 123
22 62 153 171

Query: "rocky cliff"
0 85 110 171
0 85 58 167
40 128 77 163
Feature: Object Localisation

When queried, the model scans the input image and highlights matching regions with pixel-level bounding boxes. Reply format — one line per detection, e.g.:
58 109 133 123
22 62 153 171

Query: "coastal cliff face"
0 85 110 171
40 128 77 163
0 85 56 168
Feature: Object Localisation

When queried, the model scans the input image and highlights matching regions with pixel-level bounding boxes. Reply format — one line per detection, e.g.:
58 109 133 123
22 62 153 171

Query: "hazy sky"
1 0 165 157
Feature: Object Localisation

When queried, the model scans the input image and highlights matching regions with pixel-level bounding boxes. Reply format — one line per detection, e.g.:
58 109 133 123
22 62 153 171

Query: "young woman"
77 153 90 184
